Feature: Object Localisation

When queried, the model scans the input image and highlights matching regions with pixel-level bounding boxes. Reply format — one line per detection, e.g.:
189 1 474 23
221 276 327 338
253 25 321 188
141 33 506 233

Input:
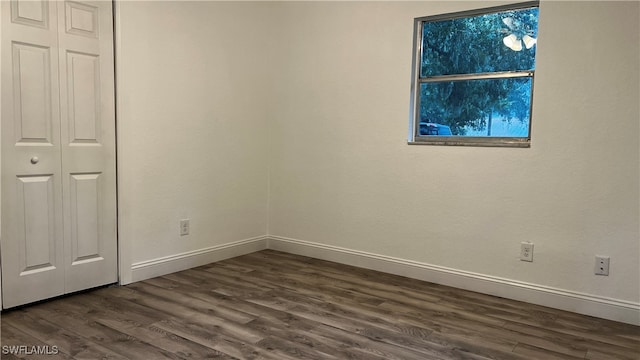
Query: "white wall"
0 0 3 310
268 0 639 308
74 0 637 323
116 1 275 281
0 0 633 321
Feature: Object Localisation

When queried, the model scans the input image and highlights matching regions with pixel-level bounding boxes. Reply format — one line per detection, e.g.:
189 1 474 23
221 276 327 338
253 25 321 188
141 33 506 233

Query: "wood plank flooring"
1 250 639 359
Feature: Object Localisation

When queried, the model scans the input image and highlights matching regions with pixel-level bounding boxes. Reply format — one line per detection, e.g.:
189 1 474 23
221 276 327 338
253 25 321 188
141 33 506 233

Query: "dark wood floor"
1 250 639 360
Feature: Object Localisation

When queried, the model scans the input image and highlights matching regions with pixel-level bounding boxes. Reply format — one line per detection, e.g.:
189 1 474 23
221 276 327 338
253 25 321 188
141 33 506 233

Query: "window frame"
408 1 539 148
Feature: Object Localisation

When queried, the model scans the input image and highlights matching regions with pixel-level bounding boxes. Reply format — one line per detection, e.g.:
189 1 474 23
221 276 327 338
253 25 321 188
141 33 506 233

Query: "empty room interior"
1 0 639 359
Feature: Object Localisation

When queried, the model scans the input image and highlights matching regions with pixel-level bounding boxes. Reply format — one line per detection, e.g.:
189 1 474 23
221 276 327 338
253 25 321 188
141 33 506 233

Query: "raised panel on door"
11 0 49 29
69 173 101 262
1 0 64 308
0 175 65 307
65 171 113 291
58 0 117 292
66 51 101 144
11 42 53 144
18 176 57 272
64 1 99 38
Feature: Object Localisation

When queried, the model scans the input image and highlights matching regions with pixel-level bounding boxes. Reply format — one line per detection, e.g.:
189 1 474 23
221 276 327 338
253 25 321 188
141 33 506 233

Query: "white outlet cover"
520 242 534 262
595 256 610 276
180 219 190 236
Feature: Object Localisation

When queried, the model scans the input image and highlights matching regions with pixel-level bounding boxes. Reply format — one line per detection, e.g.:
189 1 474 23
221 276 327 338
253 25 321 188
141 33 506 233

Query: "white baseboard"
130 236 268 283
267 235 640 326
126 234 639 325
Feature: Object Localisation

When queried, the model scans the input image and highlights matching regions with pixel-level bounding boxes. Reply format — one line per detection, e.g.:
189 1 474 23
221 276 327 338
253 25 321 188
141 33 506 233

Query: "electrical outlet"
520 242 534 262
595 256 610 276
180 219 190 236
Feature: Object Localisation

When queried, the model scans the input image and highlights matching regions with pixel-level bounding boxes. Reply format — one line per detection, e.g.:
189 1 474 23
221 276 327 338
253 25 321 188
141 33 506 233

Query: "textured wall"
116 1 274 272
113 1 639 305
268 1 640 303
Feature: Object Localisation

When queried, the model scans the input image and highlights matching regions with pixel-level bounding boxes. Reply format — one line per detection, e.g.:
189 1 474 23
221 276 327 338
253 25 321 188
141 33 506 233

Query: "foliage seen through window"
410 2 539 146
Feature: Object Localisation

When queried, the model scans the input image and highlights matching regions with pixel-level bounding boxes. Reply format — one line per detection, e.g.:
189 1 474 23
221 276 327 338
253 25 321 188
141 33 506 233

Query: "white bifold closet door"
1 0 116 308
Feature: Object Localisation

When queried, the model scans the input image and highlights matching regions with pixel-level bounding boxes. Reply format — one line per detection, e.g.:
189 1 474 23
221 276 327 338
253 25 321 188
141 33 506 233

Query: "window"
408 2 539 147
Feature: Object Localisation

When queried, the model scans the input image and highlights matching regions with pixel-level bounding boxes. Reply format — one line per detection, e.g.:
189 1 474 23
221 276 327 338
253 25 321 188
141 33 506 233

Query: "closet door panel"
58 0 117 293
1 0 65 308
1 0 116 307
